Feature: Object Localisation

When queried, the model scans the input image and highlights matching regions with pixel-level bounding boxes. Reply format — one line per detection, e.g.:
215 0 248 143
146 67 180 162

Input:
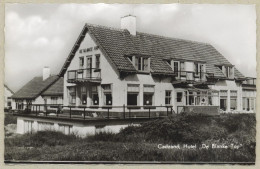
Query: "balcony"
172 71 208 85
67 68 101 83
242 78 256 90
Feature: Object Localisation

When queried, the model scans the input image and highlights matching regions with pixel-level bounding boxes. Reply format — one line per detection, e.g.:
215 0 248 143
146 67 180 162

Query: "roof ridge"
85 23 125 32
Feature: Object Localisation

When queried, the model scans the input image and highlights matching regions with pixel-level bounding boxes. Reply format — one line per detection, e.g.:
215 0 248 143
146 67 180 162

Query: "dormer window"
128 55 150 72
218 65 234 78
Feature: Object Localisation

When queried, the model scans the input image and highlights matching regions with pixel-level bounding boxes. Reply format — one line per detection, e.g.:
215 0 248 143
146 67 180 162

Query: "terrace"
13 104 174 122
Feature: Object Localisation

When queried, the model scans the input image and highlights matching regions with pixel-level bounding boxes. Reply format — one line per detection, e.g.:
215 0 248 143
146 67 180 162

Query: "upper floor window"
95 54 100 69
135 57 149 71
128 55 150 72
218 65 234 78
79 57 84 68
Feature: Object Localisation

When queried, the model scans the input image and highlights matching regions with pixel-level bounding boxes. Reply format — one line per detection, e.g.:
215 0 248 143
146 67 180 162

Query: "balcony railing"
67 68 101 83
12 104 174 120
242 78 256 86
173 71 207 84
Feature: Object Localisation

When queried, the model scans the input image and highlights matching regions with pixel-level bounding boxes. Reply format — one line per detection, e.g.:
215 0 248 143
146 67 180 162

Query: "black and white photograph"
3 3 257 164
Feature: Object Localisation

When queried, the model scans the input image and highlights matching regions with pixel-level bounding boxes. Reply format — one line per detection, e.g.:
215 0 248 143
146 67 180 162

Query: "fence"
13 104 174 120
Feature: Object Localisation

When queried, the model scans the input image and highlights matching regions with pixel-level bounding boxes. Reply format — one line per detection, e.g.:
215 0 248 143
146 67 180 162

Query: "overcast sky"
5 4 256 92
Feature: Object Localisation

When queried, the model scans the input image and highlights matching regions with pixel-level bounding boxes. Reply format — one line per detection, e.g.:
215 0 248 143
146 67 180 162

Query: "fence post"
149 107 151 118
129 108 131 118
123 104 125 119
84 107 86 120
69 107 72 119
45 105 47 117
171 107 173 115
167 107 169 116
107 108 110 119
56 106 58 117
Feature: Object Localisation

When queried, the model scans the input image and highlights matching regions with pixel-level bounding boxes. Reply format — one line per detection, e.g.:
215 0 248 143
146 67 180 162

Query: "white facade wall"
16 116 129 137
210 80 242 112
4 86 13 108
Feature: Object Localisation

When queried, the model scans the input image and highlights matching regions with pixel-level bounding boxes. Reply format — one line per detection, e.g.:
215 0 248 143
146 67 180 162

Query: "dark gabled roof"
59 23 245 78
11 75 59 99
4 84 14 94
41 77 64 96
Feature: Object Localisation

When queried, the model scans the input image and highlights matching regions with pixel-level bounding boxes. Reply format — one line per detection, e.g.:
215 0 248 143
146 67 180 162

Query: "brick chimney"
43 66 50 81
121 14 136 36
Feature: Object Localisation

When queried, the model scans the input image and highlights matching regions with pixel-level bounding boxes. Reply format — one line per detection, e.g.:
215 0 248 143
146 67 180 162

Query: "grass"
4 113 256 162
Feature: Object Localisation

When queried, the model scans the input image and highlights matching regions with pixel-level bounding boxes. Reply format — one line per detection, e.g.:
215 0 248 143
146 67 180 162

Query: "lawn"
4 113 256 162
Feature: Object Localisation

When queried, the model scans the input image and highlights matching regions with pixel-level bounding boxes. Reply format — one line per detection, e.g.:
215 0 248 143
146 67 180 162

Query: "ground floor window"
102 84 112 105
80 86 87 105
16 100 24 110
143 85 154 106
127 84 140 106
51 97 58 104
7 101 11 107
24 120 33 134
220 97 227 111
127 93 138 106
58 124 72 135
68 86 76 105
230 90 237 110
38 122 54 131
243 97 255 111
176 92 183 102
91 86 99 105
165 90 172 105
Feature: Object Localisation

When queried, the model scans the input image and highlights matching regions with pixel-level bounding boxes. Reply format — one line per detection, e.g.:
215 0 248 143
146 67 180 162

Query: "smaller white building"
4 84 14 111
11 67 64 111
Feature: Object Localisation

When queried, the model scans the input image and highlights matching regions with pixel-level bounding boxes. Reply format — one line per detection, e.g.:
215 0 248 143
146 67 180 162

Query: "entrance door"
220 98 227 111
86 56 92 78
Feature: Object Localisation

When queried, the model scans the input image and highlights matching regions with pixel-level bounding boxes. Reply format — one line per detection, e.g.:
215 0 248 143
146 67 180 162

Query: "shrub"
4 113 17 125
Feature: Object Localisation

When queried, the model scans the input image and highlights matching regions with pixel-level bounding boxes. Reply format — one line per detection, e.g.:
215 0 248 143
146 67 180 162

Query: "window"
220 90 228 111
94 46 99 50
143 85 154 106
16 100 24 110
58 124 72 135
79 49 83 54
176 92 183 102
250 98 255 110
102 84 112 105
8 101 11 107
219 65 234 78
68 87 76 105
180 62 185 76
80 86 87 105
51 97 58 104
91 86 99 105
24 120 33 134
95 54 100 69
127 84 140 106
38 122 54 131
230 91 237 110
173 61 179 74
194 63 199 75
79 57 84 68
165 91 172 105
134 57 149 71
87 47 93 52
